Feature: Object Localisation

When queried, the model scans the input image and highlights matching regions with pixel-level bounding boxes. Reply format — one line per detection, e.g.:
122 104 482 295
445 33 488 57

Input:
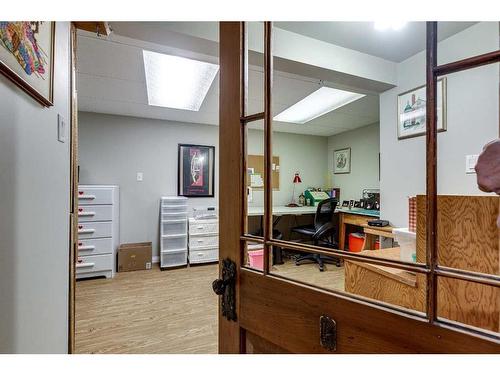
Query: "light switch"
57 114 66 143
465 154 479 174
136 172 143 181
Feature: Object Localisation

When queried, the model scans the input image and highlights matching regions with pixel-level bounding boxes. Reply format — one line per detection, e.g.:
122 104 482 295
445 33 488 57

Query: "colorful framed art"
178 144 215 197
397 77 447 140
0 21 55 106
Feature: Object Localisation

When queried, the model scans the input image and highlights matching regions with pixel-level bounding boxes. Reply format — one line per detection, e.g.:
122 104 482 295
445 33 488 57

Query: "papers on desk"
250 173 264 188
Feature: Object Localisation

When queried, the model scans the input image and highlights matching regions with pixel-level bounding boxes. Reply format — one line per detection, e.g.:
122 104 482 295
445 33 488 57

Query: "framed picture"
0 22 55 107
178 144 215 197
397 77 447 140
333 147 351 174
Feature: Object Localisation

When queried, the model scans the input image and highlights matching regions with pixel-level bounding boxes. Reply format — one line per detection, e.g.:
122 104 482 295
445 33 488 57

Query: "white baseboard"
152 256 160 264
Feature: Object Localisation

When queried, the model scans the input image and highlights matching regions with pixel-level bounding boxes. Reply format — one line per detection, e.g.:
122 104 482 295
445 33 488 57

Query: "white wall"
328 123 380 202
0 22 71 353
380 22 499 227
78 112 328 257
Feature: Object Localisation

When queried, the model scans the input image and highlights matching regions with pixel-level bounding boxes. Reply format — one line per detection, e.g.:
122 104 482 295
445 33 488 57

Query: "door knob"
212 258 237 321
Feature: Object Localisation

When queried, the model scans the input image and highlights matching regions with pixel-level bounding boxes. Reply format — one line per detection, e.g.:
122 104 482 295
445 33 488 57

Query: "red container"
348 233 365 252
248 249 264 270
374 240 380 250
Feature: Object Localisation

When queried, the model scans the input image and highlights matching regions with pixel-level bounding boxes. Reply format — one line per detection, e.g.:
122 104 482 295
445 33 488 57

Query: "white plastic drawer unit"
161 250 187 268
162 219 187 236
162 234 188 251
77 238 113 256
189 234 218 249
78 186 115 206
161 196 188 205
77 222 112 239
189 219 218 235
77 205 113 222
76 254 113 274
189 248 218 264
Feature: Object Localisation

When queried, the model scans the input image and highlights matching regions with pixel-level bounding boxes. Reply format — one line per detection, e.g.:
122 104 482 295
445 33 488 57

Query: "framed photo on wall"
397 77 447 140
178 144 215 197
333 147 351 174
0 22 55 106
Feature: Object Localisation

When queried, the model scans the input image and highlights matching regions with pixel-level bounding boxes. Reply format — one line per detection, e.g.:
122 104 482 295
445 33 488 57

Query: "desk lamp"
287 172 302 207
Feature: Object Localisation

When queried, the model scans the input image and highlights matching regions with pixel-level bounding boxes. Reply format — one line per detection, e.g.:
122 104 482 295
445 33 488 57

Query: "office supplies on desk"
304 190 330 206
368 219 389 227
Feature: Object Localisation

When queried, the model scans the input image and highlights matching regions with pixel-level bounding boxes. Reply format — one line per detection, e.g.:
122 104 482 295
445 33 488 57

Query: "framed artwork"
397 77 447 140
0 21 55 106
178 144 215 197
333 147 351 174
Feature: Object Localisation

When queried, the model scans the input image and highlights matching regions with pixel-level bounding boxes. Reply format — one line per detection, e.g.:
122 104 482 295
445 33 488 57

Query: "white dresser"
160 196 188 269
77 185 119 279
188 218 219 264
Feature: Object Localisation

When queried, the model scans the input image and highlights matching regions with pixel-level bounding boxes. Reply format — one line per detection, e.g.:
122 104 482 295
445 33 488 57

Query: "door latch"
212 258 237 321
320 315 337 351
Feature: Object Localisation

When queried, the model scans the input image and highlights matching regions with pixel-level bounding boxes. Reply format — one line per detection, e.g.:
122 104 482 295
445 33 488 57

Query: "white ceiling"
275 22 477 62
77 26 379 136
77 21 474 136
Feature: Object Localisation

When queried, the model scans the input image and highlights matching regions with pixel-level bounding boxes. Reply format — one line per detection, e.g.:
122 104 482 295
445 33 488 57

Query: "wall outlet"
136 172 143 181
465 154 478 174
57 114 66 143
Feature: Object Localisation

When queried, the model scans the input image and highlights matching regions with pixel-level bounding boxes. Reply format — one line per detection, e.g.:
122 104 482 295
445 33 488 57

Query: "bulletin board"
247 154 280 190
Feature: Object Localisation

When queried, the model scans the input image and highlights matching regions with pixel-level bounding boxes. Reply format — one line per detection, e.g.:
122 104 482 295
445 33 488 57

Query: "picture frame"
397 77 447 140
178 144 215 197
0 22 55 107
333 147 351 174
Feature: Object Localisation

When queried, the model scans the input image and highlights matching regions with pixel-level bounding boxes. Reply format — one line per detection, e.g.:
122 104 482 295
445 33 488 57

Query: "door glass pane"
437 22 498 65
242 240 264 273
244 22 265 236
271 245 427 314
268 21 428 268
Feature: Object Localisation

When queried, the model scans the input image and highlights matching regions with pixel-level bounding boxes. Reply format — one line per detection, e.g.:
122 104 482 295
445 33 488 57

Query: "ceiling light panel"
143 50 219 111
273 87 365 124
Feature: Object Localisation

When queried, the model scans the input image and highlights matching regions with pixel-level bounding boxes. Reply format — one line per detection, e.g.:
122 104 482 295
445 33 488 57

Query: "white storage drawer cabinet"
77 185 119 279
188 218 218 265
160 196 188 269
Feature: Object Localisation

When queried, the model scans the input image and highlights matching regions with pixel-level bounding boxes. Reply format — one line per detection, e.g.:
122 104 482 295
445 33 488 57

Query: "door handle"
212 258 237 321
320 315 337 351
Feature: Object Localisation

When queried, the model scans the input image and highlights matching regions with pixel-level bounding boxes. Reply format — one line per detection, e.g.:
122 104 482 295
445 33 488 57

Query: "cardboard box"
117 242 152 272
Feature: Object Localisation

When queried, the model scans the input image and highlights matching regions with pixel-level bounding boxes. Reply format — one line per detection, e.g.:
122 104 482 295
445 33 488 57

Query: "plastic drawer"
189 248 218 264
189 220 218 235
162 212 188 221
76 254 113 274
162 220 187 236
161 204 188 213
78 205 113 222
77 222 112 239
161 250 187 268
189 234 218 249
78 187 115 205
77 237 113 256
161 197 188 205
162 234 187 251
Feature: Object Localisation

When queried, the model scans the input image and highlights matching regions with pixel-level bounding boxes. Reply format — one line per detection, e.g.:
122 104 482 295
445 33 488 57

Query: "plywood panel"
417 195 500 332
247 154 280 190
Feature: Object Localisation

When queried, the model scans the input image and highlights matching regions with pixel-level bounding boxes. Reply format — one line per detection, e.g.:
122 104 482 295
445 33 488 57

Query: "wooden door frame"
68 22 78 354
218 21 500 353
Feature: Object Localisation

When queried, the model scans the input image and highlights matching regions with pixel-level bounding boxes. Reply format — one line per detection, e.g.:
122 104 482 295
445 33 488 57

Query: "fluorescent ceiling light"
143 50 219 111
374 21 407 31
273 87 365 124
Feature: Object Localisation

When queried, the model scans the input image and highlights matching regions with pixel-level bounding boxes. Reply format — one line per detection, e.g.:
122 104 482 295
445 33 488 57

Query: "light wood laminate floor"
76 259 345 354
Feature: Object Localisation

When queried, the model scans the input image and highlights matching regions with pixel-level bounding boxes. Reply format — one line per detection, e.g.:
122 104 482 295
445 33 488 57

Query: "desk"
337 209 388 250
248 205 318 217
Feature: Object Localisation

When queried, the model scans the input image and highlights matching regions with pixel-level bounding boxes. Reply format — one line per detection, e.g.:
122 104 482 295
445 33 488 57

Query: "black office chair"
291 198 341 271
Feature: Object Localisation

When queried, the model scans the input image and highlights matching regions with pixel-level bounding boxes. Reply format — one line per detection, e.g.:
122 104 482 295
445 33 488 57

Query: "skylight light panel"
143 50 219 111
273 87 366 124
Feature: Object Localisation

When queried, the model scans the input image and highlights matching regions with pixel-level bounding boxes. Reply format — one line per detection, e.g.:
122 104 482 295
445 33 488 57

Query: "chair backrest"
314 197 337 231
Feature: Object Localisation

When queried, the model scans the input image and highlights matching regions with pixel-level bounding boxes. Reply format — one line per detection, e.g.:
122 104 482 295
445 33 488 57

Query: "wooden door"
217 21 500 353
